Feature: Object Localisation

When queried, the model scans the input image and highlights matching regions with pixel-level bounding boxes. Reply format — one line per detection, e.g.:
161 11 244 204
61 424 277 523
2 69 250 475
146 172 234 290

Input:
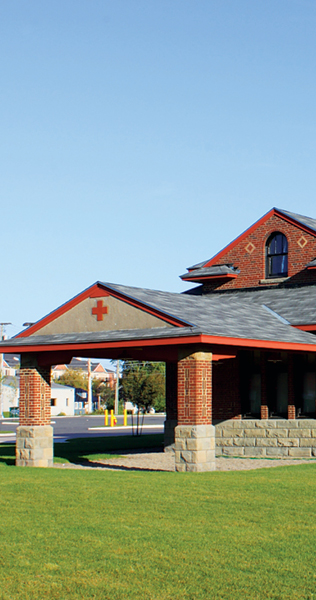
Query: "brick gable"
201 213 316 291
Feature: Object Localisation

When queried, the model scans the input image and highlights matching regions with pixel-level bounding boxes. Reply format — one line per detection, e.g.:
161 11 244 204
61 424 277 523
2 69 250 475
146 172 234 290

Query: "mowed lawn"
0 440 316 600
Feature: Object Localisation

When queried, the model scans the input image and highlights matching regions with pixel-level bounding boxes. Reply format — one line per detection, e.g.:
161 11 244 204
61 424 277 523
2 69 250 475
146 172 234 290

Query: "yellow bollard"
104 409 108 427
123 409 127 426
110 409 114 427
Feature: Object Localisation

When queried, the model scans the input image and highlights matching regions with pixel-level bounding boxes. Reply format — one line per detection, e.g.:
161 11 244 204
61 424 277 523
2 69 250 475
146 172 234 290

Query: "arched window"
266 232 288 278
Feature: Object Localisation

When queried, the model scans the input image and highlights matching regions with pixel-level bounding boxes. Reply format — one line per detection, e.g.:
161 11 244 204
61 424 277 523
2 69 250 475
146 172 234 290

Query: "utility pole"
87 358 93 414
115 360 120 415
0 323 11 419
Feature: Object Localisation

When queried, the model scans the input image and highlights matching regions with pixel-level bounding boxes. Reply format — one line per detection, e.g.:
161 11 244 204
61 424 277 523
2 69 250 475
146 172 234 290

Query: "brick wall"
203 214 316 291
19 364 51 426
177 352 212 425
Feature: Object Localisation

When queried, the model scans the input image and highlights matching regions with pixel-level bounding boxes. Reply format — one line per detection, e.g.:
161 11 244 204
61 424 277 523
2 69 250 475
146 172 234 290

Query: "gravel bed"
54 451 316 472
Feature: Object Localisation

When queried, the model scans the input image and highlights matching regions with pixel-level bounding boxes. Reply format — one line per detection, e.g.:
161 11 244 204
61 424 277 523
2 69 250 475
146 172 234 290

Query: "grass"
0 433 164 466
0 438 316 599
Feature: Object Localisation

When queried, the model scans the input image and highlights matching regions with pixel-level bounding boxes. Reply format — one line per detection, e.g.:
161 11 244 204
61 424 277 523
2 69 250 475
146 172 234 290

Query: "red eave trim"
213 354 236 361
202 209 275 268
2 333 316 354
293 324 316 332
17 283 101 337
307 266 316 270
273 209 316 238
199 334 316 352
16 283 188 338
0 336 205 353
202 208 316 269
98 285 188 327
181 273 238 282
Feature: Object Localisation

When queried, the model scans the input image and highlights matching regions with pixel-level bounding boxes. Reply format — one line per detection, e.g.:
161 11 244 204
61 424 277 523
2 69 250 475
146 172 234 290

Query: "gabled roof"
277 209 316 234
3 207 316 357
99 282 316 343
185 207 316 273
1 280 316 353
16 281 188 338
69 358 106 372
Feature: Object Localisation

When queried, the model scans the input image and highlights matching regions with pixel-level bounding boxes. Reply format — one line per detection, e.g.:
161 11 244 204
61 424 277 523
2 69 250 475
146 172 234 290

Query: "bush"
153 394 166 413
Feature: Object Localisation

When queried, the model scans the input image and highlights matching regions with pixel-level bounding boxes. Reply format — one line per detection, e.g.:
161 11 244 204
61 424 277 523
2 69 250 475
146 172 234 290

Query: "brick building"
2 207 316 471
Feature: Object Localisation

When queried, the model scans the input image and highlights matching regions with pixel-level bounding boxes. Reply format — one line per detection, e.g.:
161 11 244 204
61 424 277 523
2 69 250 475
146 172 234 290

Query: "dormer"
181 208 316 292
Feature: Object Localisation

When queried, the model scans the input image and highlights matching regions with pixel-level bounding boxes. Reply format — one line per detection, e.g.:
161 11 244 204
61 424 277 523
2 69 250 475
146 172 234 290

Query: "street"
0 414 165 443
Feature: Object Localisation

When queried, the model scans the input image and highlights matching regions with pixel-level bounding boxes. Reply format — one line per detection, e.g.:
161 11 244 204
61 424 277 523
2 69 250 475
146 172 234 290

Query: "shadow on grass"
0 444 15 466
0 434 164 467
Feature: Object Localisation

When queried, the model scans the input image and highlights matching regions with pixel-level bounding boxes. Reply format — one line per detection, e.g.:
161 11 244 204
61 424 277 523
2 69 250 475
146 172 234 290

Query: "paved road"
0 414 165 443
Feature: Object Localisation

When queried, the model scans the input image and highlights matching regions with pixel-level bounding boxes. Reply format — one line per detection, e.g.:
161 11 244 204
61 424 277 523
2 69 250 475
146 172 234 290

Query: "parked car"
9 407 19 417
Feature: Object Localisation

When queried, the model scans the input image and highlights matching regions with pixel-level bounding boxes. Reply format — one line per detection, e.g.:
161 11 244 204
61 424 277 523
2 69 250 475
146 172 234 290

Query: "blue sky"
1 0 316 338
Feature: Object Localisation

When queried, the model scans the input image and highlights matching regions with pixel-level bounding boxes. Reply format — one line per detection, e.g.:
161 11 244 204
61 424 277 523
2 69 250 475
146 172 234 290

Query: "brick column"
260 353 268 419
164 362 178 452
175 351 215 472
288 354 296 420
16 354 53 467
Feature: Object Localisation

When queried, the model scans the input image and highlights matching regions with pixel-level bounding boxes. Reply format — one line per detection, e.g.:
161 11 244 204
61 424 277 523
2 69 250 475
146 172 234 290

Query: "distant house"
50 382 75 416
0 376 19 415
2 359 16 377
0 377 75 417
3 354 19 377
52 358 115 386
51 364 68 379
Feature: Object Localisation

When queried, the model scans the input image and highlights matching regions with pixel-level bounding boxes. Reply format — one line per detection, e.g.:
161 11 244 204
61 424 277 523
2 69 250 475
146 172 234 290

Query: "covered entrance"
1 280 316 471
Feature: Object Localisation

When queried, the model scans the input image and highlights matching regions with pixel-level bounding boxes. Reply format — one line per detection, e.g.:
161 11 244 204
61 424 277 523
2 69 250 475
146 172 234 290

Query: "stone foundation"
164 420 177 452
216 419 316 458
16 425 54 467
175 424 216 472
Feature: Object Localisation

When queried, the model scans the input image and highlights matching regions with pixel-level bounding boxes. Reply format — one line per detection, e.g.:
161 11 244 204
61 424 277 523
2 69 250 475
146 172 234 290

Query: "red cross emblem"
92 300 108 321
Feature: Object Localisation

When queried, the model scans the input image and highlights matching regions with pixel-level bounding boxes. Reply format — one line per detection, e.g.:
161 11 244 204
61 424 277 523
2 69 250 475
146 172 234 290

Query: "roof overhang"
293 323 316 332
181 273 238 283
1 328 316 365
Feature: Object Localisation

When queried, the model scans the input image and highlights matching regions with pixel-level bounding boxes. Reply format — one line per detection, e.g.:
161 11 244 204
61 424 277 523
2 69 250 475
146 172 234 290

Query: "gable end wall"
204 215 316 291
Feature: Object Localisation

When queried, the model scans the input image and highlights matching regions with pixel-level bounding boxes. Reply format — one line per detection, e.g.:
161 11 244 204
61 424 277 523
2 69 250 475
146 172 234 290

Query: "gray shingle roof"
211 285 316 326
2 278 316 351
180 265 239 280
100 282 316 345
277 208 316 234
1 327 200 347
307 259 316 267
187 258 209 270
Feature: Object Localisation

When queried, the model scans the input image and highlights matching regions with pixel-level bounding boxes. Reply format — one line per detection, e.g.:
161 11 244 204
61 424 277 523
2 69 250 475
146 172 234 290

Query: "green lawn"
0 433 165 466
0 438 316 599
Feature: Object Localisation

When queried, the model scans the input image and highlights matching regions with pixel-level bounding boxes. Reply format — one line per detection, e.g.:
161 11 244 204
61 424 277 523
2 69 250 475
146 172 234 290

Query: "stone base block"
164 420 177 452
16 426 53 467
175 425 215 472
215 419 316 458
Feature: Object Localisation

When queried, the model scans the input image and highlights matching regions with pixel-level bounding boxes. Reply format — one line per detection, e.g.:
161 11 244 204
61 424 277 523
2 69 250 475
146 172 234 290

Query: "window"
51 398 56 407
266 232 288 278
